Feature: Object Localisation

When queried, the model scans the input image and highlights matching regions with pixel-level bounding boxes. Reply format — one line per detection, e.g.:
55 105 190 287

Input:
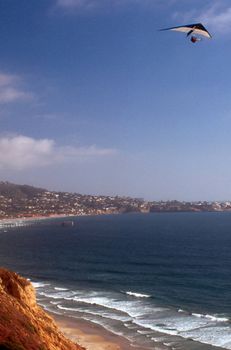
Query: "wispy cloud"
199 3 231 33
57 0 90 8
0 73 18 87
55 0 160 12
174 2 231 34
0 87 33 103
0 135 117 170
0 72 33 104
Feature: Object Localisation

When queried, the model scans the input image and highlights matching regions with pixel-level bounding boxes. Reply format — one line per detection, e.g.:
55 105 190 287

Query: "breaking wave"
125 291 151 298
34 281 231 350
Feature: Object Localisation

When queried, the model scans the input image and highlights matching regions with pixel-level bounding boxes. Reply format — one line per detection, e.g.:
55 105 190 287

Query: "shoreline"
1 211 231 226
0 214 77 228
51 313 225 350
50 312 138 350
0 213 119 227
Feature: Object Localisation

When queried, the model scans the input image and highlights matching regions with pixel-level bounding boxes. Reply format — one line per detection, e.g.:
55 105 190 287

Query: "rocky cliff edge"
0 268 85 350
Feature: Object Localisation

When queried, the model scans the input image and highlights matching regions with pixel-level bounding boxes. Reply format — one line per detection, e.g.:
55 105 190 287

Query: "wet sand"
52 313 136 350
52 312 227 350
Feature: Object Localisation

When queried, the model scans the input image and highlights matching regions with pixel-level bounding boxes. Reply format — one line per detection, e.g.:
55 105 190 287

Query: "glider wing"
161 23 212 39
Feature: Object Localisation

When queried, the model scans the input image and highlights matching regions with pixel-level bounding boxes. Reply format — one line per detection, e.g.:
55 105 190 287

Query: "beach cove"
1 213 231 350
54 313 136 350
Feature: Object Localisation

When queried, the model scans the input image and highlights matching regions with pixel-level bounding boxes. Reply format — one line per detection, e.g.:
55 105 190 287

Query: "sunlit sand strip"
53 313 138 350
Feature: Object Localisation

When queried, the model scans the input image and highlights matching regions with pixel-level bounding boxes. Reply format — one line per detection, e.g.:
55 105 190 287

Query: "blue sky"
1 0 231 200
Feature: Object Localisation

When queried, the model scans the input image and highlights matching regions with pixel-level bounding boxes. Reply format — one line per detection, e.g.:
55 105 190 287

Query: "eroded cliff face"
0 268 84 350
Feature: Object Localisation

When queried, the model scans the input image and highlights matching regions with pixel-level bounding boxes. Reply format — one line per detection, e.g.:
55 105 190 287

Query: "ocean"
0 212 231 350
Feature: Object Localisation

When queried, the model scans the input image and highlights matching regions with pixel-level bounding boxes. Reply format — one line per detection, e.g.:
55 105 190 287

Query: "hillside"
0 181 230 219
0 181 146 218
0 268 84 350
0 181 46 200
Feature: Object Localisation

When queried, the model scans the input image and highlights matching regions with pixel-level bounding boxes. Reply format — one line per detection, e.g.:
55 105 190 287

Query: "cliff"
0 268 85 350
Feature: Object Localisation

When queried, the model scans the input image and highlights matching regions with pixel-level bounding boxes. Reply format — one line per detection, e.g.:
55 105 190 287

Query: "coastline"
0 213 120 227
50 312 138 350
2 213 231 350
0 214 75 227
51 313 226 350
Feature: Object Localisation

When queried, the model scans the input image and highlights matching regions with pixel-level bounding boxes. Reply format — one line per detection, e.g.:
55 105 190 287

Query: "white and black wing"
160 23 212 39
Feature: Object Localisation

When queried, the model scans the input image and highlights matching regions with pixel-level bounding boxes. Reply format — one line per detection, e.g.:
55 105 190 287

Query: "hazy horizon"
1 1 231 201
2 178 231 203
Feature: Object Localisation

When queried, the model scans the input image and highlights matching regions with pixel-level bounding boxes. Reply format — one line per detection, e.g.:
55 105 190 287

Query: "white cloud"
0 72 33 104
0 135 117 170
0 135 54 170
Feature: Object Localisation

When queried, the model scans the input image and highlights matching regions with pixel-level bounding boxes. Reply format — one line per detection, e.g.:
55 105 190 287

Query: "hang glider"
160 23 212 43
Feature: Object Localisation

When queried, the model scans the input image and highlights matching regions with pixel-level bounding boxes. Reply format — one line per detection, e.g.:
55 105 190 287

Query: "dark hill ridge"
0 268 84 350
0 182 46 200
0 181 147 218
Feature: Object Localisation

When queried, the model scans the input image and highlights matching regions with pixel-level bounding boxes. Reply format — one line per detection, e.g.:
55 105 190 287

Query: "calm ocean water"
0 213 231 350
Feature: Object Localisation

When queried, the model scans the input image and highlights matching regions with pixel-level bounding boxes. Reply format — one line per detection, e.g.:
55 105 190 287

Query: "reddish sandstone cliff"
0 268 85 350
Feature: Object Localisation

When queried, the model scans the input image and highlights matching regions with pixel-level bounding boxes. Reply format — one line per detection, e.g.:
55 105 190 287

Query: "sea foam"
125 291 151 298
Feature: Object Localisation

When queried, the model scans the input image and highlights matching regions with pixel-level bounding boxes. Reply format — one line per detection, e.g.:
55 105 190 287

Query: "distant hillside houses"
0 181 231 219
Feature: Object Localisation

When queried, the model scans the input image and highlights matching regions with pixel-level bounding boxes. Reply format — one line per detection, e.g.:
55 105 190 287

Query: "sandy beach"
0 214 72 225
52 312 225 350
52 313 137 350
